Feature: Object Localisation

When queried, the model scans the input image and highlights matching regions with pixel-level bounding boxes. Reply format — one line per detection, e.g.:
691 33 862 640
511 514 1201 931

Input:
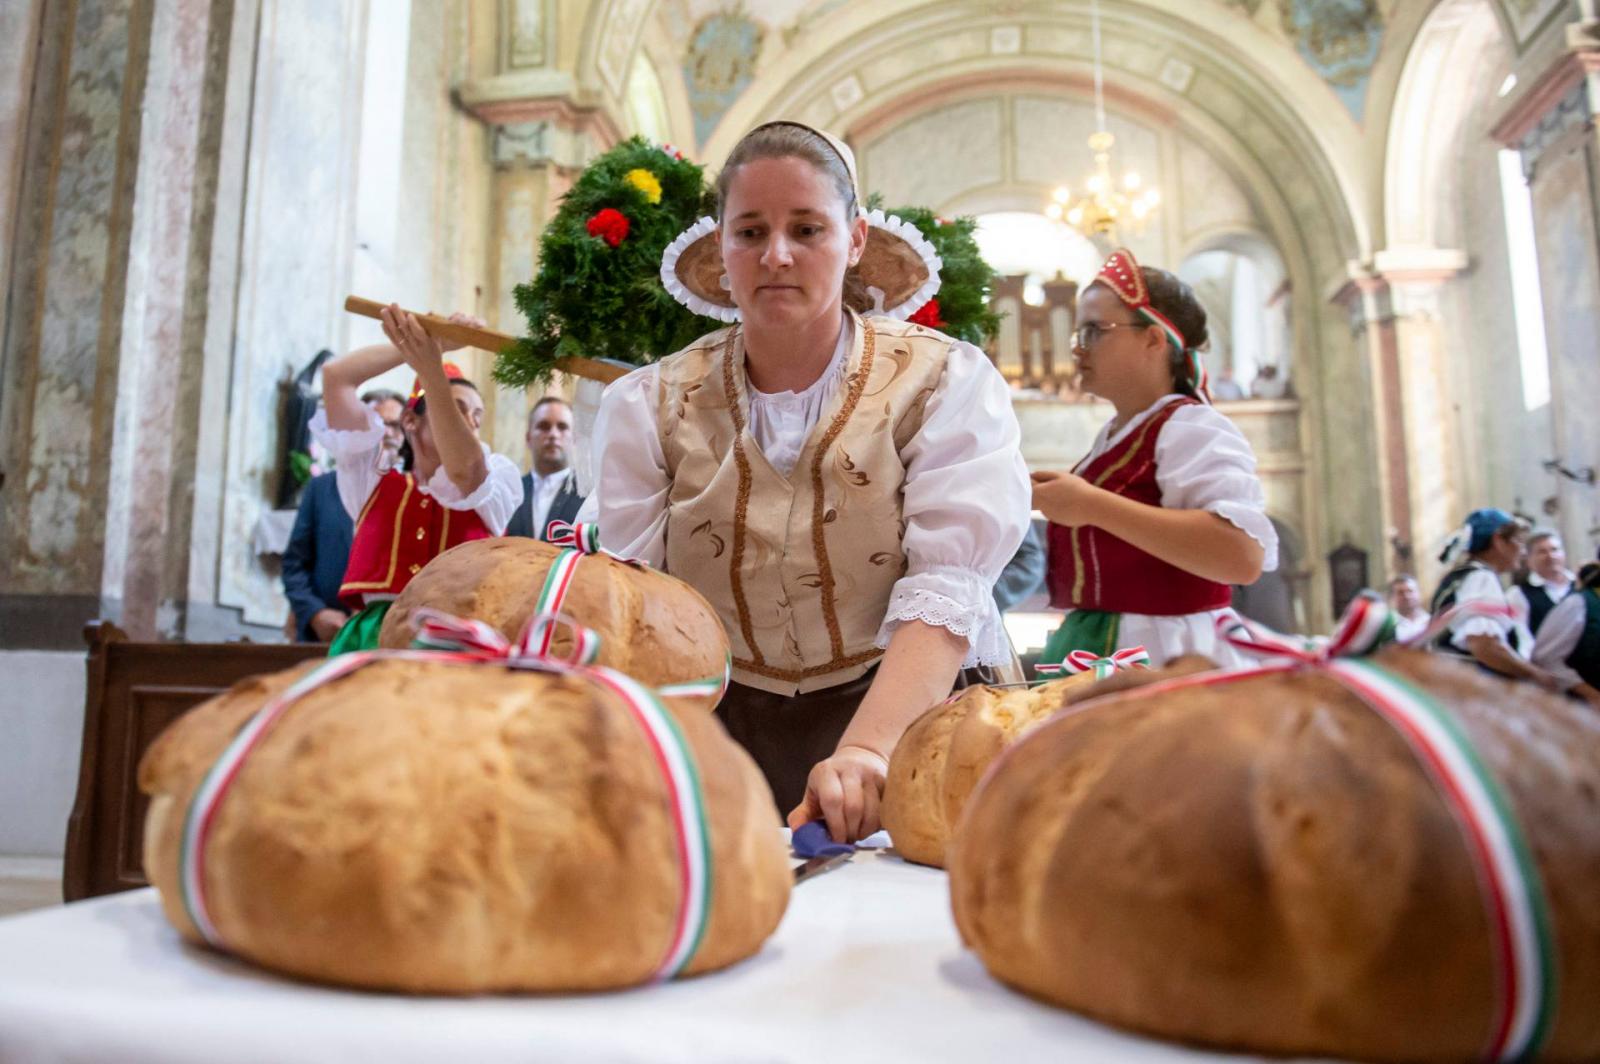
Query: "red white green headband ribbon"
1035 645 1150 680
1095 248 1210 403
177 608 714 982
1208 599 1553 1061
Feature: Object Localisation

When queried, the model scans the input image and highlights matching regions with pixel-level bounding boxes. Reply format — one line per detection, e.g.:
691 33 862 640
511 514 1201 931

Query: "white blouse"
309 407 523 536
1444 563 1525 657
1060 393 1280 669
578 318 1031 667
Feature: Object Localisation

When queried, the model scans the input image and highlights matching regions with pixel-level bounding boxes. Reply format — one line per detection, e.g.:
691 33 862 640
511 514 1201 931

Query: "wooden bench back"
63 622 323 901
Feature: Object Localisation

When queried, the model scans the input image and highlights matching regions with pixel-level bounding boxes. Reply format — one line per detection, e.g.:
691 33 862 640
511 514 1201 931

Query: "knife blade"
792 851 852 884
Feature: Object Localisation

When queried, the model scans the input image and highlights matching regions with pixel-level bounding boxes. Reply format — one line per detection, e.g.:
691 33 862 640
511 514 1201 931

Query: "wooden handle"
342 297 632 385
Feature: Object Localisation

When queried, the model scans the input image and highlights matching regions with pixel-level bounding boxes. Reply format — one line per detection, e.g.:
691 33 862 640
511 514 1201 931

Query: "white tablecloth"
0 849 1295 1063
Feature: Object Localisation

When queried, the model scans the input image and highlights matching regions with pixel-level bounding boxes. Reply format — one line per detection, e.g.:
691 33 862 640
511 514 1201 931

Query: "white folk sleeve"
1449 569 1515 652
309 406 385 521
421 445 524 535
587 366 670 568
1531 592 1586 691
875 341 1031 666
1154 405 1280 571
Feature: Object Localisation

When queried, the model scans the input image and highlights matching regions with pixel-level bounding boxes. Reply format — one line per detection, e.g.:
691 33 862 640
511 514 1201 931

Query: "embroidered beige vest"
657 313 952 695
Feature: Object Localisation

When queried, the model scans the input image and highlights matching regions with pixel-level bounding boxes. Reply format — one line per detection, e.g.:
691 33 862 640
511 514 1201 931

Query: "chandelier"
1044 0 1160 240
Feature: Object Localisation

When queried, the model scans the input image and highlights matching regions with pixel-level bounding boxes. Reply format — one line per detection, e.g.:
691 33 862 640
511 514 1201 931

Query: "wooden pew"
63 622 323 901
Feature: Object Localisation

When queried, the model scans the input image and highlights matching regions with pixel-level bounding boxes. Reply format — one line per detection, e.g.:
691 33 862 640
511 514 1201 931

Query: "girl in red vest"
312 305 522 654
1033 249 1278 668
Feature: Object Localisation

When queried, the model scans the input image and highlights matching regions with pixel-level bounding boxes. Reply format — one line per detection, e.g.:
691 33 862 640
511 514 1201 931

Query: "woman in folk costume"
1032 249 1278 669
313 305 523 654
1430 507 1561 689
1532 555 1600 709
583 121 1030 842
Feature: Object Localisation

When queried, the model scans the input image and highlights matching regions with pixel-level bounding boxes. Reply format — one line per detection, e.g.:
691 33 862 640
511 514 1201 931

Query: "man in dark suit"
283 391 404 641
506 395 586 541
282 471 355 641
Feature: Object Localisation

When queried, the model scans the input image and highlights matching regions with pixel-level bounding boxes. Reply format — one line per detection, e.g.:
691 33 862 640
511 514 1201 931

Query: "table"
0 848 1297 1063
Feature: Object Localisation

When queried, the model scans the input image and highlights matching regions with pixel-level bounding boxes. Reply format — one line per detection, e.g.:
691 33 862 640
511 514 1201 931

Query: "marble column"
1493 27 1600 556
1332 251 1469 588
1 0 149 646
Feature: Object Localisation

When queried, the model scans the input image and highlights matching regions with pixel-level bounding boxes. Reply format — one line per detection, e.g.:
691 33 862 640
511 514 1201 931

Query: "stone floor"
0 856 63 918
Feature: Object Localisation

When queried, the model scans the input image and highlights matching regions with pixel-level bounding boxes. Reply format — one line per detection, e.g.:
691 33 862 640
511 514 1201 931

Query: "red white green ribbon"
177 609 714 981
1321 657 1554 1060
532 549 591 659
582 666 713 980
1035 644 1150 680
546 520 602 555
1203 601 1553 1061
657 653 732 703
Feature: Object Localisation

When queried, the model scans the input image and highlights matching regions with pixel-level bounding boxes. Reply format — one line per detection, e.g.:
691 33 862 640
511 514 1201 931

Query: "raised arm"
382 305 487 496
320 344 405 431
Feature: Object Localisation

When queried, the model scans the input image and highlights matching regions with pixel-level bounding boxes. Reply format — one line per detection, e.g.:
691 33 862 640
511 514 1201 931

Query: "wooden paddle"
343 297 632 385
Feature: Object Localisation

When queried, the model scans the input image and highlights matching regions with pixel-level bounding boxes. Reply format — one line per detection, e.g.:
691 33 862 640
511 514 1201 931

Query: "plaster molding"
1490 46 1600 148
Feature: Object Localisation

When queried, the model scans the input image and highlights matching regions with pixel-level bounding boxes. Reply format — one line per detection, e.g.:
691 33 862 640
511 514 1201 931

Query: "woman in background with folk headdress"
1032 249 1278 669
582 121 1030 843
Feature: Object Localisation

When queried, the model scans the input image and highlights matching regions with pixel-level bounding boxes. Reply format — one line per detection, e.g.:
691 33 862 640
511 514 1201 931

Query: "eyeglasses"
1071 321 1148 351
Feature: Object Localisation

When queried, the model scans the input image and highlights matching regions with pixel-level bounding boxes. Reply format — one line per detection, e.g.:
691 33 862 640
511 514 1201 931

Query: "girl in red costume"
1033 249 1278 668
312 306 522 654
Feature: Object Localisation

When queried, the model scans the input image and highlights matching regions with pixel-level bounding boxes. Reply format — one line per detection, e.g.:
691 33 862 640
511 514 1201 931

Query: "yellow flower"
624 168 662 205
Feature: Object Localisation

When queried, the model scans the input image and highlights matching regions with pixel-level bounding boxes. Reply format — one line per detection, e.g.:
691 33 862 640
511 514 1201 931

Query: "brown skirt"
714 665 999 816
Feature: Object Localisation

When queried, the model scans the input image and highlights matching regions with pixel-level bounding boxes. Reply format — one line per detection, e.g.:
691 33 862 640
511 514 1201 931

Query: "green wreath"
494 137 718 389
493 142 1005 388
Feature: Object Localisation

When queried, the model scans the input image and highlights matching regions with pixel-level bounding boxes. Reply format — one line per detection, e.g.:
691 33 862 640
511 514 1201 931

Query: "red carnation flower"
908 298 945 329
586 207 630 248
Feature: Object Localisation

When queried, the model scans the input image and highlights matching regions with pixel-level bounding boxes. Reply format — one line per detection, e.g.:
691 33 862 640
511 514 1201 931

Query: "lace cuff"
423 443 496 509
874 569 1012 667
308 406 385 457
1209 500 1280 572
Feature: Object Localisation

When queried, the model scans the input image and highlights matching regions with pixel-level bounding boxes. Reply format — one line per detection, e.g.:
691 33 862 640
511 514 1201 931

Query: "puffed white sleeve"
874 341 1031 666
1154 405 1280 572
580 365 669 568
1531 592 1586 690
422 445 523 535
1449 569 1515 652
309 406 385 521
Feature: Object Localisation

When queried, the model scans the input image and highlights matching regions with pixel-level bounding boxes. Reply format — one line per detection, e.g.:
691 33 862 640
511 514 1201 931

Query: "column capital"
459 73 624 172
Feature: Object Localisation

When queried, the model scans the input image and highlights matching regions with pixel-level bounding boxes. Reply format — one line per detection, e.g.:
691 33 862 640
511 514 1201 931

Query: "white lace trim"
659 216 740 322
1209 499 1279 572
659 209 945 322
308 406 385 457
861 208 943 321
874 586 1013 668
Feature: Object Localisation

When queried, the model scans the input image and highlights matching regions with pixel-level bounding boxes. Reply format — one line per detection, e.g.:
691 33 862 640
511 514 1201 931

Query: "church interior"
1 1 1598 1058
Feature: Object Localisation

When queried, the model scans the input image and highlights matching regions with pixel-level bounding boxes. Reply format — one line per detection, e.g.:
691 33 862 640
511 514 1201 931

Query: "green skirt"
327 601 392 657
1038 609 1122 667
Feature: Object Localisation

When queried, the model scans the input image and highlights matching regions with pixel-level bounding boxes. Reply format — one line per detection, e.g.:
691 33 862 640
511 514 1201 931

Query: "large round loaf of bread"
948 648 1600 1062
139 657 789 992
378 539 729 707
881 674 1099 868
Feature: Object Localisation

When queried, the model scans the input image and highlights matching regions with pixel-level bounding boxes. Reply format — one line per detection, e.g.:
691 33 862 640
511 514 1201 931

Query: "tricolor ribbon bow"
1216 592 1515 665
412 606 601 667
178 605 714 982
546 520 603 555
1036 645 1151 680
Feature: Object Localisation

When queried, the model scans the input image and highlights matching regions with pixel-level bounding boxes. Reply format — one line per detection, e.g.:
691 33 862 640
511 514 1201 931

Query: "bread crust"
140 657 789 992
948 649 1600 1061
378 539 730 709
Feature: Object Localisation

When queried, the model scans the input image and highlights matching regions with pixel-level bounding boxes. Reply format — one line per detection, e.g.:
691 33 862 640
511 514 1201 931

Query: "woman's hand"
435 311 486 353
786 744 890 843
1030 470 1103 527
380 304 446 379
